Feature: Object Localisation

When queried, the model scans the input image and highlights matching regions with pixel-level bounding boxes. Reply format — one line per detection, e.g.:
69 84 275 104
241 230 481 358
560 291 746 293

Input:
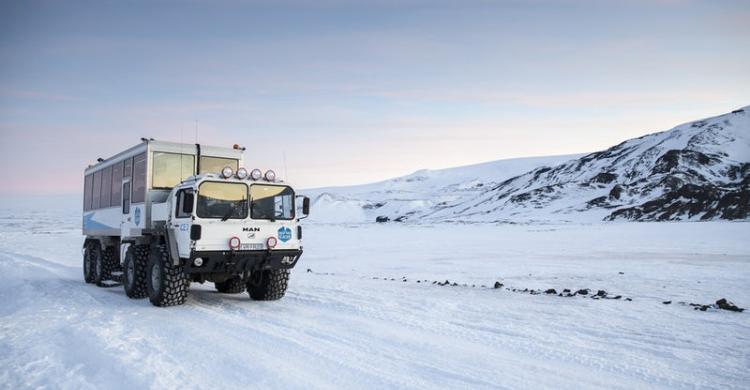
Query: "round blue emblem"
278 226 292 242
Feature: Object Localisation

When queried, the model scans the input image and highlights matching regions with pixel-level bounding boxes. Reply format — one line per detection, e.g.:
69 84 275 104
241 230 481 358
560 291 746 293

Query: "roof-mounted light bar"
220 167 278 182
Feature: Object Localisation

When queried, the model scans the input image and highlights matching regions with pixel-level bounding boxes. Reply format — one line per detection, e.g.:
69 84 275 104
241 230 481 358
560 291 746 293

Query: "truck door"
171 188 195 259
120 179 132 238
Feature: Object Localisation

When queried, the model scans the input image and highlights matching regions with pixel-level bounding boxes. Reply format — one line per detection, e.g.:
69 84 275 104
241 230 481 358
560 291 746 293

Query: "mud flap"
166 228 180 266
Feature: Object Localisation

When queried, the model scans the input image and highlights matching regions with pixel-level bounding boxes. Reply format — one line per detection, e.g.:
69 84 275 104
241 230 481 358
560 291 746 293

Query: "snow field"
1 207 748 389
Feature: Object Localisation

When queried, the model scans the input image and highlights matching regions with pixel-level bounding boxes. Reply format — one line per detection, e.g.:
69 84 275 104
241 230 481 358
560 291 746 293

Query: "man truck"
81 138 309 307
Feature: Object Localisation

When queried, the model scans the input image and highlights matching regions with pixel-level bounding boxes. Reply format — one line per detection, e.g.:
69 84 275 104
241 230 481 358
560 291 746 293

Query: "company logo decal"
134 208 141 226
278 226 292 243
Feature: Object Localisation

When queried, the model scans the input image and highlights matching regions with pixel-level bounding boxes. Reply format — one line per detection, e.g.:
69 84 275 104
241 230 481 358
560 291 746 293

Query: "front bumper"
183 249 303 274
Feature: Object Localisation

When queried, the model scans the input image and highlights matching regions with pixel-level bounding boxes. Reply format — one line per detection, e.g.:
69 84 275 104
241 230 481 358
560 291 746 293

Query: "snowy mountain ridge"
302 154 583 224
305 106 750 223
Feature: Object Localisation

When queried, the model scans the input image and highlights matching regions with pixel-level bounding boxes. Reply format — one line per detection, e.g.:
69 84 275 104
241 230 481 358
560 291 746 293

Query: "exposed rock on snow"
716 298 745 312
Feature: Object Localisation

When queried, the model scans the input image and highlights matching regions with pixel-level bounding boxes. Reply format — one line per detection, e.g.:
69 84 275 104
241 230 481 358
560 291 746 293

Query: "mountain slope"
302 154 582 223
426 106 749 223
304 106 749 224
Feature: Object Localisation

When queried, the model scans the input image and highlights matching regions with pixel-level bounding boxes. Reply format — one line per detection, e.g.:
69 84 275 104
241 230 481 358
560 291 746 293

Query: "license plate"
240 243 265 250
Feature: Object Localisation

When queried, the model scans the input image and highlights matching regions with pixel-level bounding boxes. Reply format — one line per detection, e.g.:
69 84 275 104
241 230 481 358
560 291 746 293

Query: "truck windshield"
250 185 294 221
197 181 248 220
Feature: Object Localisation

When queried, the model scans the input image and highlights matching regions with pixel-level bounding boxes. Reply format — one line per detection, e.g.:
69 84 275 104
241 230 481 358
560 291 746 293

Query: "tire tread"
247 269 290 301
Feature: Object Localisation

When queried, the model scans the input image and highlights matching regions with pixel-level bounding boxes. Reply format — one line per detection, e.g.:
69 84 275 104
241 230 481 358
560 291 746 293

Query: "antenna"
194 119 198 144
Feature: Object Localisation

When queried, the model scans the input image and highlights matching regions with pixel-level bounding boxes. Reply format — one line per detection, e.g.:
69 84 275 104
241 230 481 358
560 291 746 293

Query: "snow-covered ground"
1 204 748 389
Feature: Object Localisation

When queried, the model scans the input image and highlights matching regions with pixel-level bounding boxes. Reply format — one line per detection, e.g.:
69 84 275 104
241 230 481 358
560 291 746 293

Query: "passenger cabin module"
81 139 310 307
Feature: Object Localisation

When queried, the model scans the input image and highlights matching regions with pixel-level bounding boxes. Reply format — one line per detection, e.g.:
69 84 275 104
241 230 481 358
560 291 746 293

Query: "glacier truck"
81 139 310 307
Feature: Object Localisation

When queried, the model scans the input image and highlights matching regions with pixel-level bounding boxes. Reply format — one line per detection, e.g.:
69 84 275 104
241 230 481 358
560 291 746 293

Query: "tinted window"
111 162 122 207
92 170 102 209
197 182 248 219
152 152 195 189
101 166 112 208
176 190 194 218
122 182 130 214
83 174 93 211
199 156 238 175
123 157 133 178
132 153 147 203
250 185 294 220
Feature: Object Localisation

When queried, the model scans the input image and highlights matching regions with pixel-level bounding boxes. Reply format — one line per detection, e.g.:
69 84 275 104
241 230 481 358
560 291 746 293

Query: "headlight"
264 170 276 182
250 168 263 181
236 167 248 179
221 166 234 179
228 236 241 250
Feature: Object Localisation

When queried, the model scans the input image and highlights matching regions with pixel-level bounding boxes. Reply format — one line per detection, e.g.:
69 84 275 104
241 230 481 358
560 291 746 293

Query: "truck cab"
165 169 307 280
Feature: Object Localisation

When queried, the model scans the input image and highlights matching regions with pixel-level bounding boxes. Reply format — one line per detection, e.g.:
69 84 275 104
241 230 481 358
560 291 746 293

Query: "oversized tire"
247 269 290 301
91 244 106 286
94 246 117 286
103 246 121 283
147 244 190 307
123 244 149 299
215 277 246 294
83 243 95 284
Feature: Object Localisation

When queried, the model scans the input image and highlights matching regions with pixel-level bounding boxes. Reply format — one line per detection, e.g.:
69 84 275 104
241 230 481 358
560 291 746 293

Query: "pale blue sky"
1 0 748 195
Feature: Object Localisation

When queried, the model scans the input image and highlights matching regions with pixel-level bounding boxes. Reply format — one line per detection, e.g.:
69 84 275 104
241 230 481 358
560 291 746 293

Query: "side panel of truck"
83 140 243 239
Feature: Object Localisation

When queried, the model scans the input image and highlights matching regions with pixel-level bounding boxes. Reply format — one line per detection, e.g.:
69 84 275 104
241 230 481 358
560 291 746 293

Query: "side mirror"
302 197 310 216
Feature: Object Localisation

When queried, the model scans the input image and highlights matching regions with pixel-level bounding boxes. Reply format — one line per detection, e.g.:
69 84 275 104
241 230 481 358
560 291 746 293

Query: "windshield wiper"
221 202 241 221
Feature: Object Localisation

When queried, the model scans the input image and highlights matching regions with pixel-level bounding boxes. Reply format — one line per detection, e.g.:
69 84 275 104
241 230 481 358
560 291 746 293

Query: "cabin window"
111 162 123 207
152 152 195 190
101 165 112 208
132 153 147 203
199 156 238 175
123 157 133 178
176 190 195 218
92 170 102 209
122 182 131 214
83 174 93 211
